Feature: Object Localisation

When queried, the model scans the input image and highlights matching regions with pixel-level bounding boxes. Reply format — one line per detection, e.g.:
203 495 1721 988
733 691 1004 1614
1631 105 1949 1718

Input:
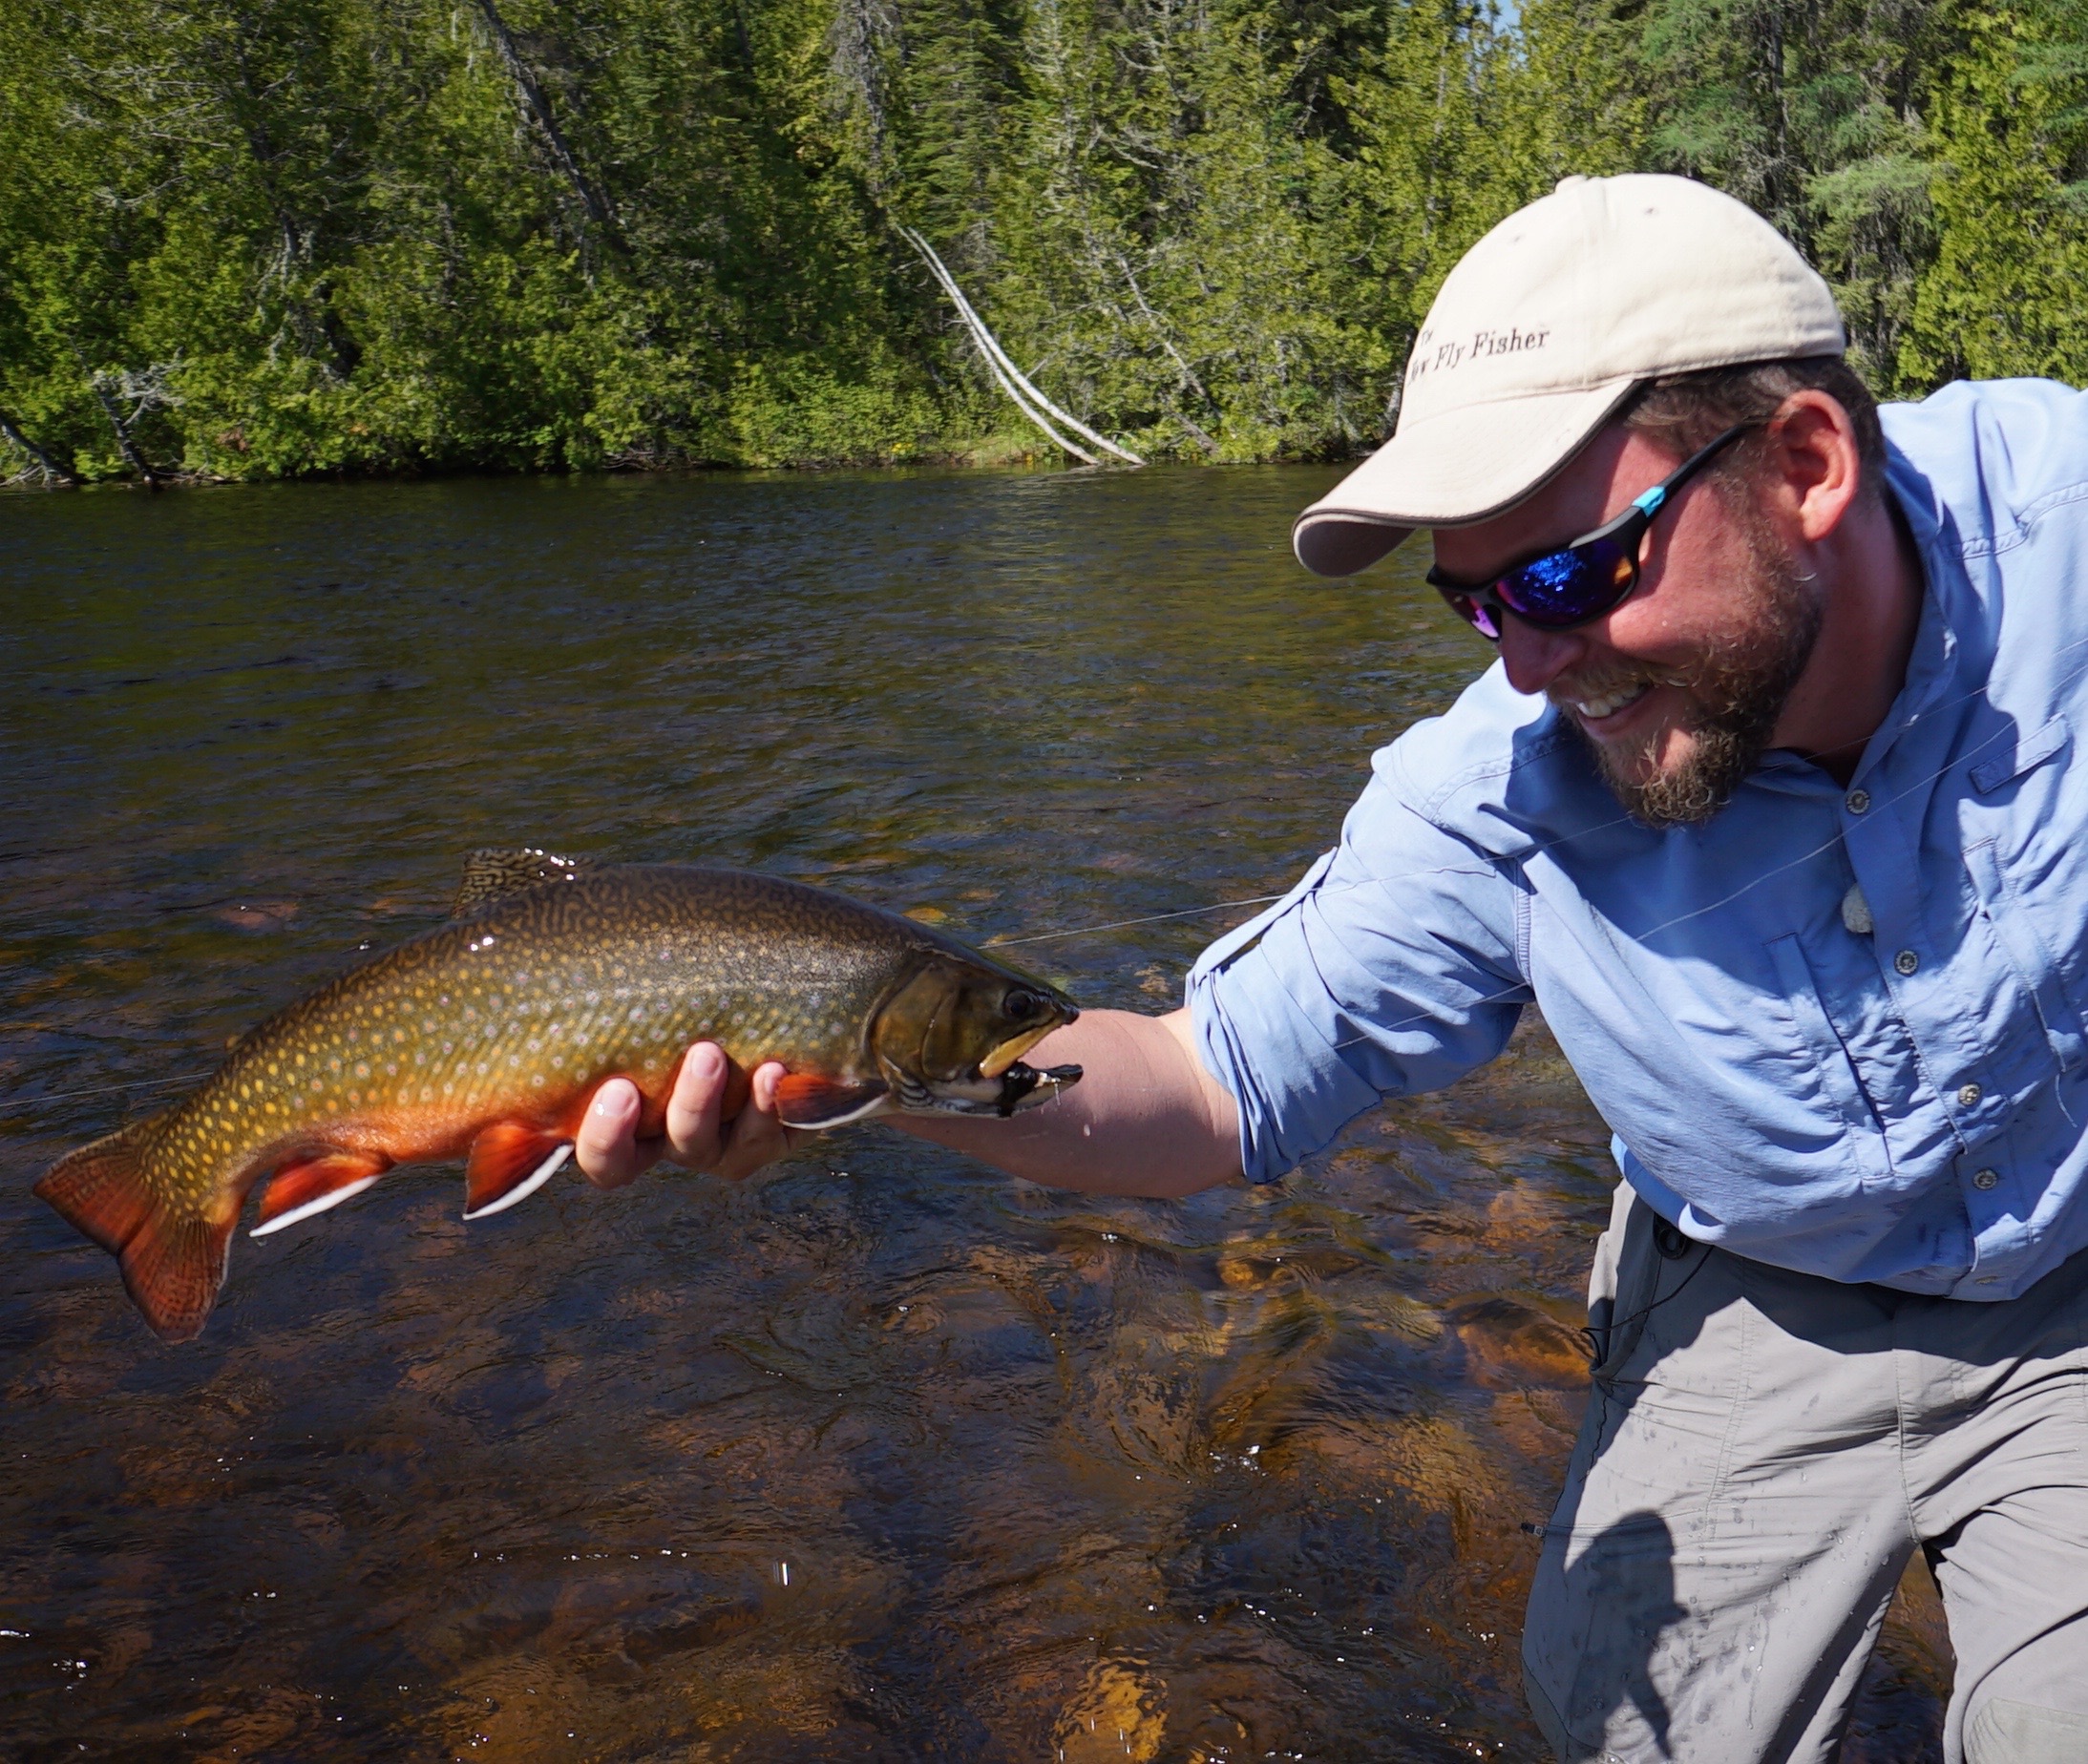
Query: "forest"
4 0 2086 480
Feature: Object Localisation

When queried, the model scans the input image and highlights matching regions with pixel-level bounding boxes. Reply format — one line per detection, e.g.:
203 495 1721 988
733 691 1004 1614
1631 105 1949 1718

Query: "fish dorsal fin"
452 848 597 918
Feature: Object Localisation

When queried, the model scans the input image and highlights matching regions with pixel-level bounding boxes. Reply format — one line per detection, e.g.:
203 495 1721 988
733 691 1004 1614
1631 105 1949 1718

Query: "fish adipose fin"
463 1124 573 1219
251 1151 392 1238
35 1120 234 1345
452 848 597 918
773 1075 890 1129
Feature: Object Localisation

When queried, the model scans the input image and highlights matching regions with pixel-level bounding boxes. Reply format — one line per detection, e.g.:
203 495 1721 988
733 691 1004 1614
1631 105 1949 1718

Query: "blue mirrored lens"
1499 536 1632 626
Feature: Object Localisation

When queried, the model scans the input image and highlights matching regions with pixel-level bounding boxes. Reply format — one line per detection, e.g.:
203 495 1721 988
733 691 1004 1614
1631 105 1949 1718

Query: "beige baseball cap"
1292 174 1845 577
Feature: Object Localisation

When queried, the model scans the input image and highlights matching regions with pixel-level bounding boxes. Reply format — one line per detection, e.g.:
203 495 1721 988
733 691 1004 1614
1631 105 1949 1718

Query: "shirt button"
1957 1082 1983 1106
1894 949 1920 976
1972 1168 2000 1190
1846 788 1871 814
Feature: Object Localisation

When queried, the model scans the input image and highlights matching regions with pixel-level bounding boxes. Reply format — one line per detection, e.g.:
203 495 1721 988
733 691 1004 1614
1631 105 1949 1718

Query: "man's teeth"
1574 682 1654 720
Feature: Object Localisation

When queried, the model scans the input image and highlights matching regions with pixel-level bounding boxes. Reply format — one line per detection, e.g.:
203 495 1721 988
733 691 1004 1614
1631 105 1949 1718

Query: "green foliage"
1901 0 2088 385
2 0 2086 482
1631 0 1949 387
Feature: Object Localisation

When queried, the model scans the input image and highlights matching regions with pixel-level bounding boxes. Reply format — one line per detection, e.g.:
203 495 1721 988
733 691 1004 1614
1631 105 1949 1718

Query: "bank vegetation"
5 0 2085 481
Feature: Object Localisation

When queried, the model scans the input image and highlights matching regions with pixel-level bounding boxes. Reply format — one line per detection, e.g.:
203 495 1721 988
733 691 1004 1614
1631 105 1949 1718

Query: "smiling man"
578 175 2088 1760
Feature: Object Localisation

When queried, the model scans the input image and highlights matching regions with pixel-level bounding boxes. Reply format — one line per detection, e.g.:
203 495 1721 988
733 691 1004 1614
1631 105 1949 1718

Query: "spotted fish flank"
36 860 1082 1343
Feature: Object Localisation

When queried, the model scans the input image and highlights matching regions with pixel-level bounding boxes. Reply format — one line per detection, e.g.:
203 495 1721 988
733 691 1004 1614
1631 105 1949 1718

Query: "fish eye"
1004 988 1042 1018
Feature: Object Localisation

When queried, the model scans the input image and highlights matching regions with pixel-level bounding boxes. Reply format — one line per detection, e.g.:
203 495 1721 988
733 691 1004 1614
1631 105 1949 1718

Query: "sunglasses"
1425 424 1753 640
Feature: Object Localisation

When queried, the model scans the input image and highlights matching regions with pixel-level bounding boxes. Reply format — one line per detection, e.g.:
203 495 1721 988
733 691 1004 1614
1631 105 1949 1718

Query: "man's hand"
573 1042 799 1187
570 1009 1241 1202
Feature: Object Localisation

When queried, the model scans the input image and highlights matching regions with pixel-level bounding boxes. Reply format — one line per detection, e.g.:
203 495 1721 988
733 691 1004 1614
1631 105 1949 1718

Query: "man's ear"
1767 389 1864 544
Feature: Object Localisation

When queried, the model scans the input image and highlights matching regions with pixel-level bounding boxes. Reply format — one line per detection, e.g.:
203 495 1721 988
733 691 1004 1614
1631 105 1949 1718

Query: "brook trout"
37 852 1082 1343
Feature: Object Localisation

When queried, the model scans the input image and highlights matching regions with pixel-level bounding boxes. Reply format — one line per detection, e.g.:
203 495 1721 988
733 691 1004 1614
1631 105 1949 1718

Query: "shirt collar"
1851 449 1965 780
1744 448 1961 795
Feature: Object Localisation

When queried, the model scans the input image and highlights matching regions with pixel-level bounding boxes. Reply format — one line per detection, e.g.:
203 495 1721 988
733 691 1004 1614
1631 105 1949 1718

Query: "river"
2 467 1945 1759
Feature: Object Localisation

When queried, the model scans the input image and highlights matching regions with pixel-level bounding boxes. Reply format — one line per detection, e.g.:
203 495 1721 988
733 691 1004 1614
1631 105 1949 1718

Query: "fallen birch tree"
899 227 1143 468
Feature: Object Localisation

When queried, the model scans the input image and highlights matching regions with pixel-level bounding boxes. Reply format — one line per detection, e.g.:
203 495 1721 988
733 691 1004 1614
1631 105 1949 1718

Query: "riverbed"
1 467 1946 1758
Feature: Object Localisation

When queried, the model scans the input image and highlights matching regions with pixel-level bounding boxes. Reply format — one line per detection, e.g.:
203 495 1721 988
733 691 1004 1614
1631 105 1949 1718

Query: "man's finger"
574 1078 659 1189
713 1061 799 1182
663 1042 730 1171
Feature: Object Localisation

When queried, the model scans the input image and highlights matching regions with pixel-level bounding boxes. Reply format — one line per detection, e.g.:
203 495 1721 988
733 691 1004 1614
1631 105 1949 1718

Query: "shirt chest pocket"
1961 710 2087 1073
1764 933 1896 1189
1965 837 2087 1073
1968 711 2069 795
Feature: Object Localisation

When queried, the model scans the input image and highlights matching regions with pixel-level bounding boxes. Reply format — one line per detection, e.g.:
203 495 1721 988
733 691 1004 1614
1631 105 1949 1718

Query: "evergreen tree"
1902 0 2088 385
6 0 2088 482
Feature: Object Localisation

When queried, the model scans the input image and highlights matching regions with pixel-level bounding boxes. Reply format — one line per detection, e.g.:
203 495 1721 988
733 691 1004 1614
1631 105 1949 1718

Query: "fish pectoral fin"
451 848 597 917
772 1075 890 1129
462 1124 573 1219
251 1151 393 1238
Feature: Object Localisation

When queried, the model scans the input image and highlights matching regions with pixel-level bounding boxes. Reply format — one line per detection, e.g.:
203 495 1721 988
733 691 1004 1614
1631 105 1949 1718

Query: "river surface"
3 468 1946 1759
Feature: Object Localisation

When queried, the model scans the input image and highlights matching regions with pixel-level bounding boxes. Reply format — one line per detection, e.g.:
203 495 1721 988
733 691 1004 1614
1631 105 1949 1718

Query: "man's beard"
1558 528 1824 829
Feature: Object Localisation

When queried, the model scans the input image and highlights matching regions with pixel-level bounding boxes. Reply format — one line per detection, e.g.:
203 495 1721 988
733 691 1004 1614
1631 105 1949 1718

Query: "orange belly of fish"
245 1053 751 1234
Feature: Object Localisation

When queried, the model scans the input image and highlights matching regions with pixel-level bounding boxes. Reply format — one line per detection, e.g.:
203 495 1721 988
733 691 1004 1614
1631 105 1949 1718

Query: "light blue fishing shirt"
1188 377 2088 1300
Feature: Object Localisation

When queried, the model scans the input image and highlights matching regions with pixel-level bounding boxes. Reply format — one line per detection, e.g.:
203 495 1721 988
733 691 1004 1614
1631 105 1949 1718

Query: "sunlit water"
3 469 1945 1759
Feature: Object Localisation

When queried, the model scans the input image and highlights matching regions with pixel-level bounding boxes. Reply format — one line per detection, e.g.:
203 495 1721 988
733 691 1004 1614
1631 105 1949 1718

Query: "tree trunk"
0 410 77 485
901 227 1144 466
473 0 618 242
88 374 161 488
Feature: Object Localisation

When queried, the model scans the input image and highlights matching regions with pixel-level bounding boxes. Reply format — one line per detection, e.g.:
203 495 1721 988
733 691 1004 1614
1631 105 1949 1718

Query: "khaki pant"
1524 1184 2088 1763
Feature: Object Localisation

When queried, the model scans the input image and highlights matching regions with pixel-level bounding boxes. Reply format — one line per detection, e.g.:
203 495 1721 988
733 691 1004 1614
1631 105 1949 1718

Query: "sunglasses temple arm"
1665 422 1752 494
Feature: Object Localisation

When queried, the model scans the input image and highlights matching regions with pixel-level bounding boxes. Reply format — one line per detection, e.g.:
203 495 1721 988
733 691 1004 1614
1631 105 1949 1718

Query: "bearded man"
578 175 2088 1761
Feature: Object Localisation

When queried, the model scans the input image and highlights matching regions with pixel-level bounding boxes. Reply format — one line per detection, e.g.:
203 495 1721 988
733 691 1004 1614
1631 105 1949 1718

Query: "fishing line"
983 895 1286 948
32 619 2088 1118
1313 621 2088 1053
988 617 2088 967
31 1070 214 1104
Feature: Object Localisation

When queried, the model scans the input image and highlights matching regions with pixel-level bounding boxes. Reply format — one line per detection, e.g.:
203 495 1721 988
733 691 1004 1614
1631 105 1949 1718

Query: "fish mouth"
993 1060 1083 1114
978 1021 1065 1081
905 1060 1085 1116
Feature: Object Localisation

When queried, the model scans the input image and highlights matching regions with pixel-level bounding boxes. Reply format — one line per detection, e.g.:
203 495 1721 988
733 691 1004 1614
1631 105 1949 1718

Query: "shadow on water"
0 468 1944 1758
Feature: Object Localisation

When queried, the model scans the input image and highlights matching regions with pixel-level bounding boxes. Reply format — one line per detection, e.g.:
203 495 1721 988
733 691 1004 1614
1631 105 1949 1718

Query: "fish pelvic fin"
35 1120 233 1345
773 1075 891 1129
452 848 597 918
252 1151 393 1237
463 1124 574 1219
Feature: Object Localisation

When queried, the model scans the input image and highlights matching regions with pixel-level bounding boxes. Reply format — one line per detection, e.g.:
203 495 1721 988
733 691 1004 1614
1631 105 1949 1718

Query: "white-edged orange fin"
251 1152 392 1238
773 1075 889 1128
463 1124 572 1219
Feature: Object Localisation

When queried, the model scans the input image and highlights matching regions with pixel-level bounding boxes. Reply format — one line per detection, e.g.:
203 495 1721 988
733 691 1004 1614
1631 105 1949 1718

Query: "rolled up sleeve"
1186 761 1530 1183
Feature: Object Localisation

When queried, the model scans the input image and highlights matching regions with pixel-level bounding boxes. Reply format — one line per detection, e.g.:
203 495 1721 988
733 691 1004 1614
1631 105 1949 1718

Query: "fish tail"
35 1120 232 1345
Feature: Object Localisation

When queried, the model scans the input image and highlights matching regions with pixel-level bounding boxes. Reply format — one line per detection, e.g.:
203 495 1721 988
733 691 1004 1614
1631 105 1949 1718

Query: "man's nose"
1498 618 1591 697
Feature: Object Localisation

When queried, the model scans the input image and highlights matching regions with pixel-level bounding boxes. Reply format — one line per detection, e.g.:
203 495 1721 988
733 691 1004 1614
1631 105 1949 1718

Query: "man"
575 175 2088 1761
